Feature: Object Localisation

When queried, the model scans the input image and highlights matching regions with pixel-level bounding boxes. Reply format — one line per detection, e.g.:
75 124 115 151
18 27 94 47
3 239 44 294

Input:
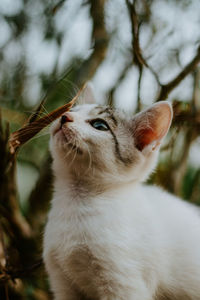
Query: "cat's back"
142 184 200 225
141 185 200 296
142 184 200 260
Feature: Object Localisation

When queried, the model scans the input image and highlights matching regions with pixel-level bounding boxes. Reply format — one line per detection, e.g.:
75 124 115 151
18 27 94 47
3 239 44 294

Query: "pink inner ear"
134 102 173 151
135 128 157 151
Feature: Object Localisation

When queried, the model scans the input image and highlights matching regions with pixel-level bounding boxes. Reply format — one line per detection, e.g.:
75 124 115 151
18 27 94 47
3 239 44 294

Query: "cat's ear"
132 101 173 153
77 82 96 105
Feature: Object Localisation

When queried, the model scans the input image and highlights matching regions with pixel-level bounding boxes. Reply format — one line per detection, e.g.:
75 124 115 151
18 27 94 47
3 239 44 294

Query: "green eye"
90 119 109 131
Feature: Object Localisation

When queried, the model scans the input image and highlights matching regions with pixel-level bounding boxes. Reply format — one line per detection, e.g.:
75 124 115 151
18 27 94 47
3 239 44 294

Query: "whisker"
24 131 50 142
40 104 50 115
67 141 78 168
24 110 49 117
61 79 79 98
62 139 77 161
84 142 92 174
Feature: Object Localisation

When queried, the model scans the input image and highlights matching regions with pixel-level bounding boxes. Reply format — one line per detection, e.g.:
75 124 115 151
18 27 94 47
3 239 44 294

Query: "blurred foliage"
0 0 200 298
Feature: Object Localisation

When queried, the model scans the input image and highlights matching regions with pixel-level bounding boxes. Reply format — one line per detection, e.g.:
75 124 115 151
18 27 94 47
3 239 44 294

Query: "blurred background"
0 0 200 298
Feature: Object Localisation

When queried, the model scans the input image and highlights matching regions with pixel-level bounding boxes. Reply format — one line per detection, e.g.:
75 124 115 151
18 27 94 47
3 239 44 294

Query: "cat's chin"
54 128 68 142
53 126 74 143
52 129 83 156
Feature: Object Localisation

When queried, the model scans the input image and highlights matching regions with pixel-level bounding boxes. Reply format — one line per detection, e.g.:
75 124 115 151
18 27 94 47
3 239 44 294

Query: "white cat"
43 89 200 300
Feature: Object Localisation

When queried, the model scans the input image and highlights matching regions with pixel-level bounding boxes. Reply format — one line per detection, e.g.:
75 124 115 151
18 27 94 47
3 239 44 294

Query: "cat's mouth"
53 126 83 154
53 126 74 142
52 125 65 137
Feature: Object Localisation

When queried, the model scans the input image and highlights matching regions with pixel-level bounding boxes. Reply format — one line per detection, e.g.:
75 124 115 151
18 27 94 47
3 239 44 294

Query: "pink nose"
60 113 74 125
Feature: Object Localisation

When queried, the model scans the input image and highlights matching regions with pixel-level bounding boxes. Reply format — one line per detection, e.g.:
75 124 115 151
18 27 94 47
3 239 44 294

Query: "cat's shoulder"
142 184 174 199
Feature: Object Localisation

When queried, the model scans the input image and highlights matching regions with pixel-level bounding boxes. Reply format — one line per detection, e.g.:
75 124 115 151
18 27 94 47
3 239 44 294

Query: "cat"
43 87 200 300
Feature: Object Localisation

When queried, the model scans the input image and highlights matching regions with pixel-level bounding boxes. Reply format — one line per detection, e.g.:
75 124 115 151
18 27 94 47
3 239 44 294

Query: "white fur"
43 103 200 300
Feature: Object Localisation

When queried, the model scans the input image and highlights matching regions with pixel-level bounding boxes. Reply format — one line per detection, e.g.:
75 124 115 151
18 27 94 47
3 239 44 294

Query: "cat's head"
50 87 172 187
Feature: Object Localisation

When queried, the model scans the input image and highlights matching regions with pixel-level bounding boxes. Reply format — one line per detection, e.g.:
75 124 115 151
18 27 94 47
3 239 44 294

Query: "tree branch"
0 259 42 285
126 1 200 104
157 46 200 101
77 0 109 85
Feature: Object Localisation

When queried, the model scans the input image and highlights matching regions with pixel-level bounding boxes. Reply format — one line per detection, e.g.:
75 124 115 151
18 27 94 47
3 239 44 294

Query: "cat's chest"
45 189 150 253
45 194 133 257
46 202 119 297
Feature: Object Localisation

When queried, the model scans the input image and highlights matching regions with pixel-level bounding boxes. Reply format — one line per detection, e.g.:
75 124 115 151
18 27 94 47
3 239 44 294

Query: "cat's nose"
60 113 74 125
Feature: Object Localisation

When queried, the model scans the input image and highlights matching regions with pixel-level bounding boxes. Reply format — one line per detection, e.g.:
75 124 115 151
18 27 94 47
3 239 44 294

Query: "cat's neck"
53 167 140 201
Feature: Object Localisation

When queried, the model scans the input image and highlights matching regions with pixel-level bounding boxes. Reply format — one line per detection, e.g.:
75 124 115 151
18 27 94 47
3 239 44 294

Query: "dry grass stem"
9 84 86 154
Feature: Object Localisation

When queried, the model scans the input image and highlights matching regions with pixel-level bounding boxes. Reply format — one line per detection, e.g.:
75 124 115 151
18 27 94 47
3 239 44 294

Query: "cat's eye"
90 119 109 131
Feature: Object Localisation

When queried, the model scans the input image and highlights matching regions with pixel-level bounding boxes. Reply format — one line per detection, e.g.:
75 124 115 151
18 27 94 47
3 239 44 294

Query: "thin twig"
136 65 143 112
126 0 161 85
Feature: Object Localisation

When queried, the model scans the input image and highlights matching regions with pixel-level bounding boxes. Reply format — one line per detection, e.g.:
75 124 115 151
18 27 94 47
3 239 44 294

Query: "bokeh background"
0 0 200 298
